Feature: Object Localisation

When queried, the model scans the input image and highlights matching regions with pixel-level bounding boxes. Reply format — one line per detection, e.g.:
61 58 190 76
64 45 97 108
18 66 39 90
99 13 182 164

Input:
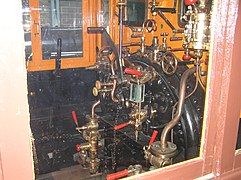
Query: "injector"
72 111 101 174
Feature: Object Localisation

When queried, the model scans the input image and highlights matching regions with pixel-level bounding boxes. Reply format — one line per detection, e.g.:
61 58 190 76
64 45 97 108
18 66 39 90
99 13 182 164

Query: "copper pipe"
160 67 196 149
110 60 115 76
111 79 119 103
91 100 100 118
110 59 119 103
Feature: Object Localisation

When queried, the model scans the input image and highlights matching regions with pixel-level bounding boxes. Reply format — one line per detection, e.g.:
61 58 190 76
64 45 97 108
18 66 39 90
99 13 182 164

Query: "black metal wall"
27 68 97 175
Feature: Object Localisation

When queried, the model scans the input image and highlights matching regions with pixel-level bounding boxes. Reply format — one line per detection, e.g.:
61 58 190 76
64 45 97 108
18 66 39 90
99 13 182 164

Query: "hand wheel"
161 52 178 75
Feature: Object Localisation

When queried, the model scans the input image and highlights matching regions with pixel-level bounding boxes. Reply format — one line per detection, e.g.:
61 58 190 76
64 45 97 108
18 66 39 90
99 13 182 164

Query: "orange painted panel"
27 0 96 72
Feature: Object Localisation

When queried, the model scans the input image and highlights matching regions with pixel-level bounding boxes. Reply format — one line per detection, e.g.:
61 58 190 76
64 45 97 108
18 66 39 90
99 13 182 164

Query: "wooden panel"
0 0 34 179
202 0 241 175
235 151 241 169
131 159 203 180
0 152 3 180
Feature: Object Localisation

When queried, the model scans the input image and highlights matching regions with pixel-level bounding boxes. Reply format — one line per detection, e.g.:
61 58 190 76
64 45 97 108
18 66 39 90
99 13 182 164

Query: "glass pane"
40 0 83 60
100 0 109 28
126 0 146 27
22 0 32 61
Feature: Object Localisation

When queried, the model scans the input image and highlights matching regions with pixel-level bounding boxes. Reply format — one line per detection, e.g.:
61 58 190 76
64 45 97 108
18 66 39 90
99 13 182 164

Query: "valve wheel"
161 52 178 75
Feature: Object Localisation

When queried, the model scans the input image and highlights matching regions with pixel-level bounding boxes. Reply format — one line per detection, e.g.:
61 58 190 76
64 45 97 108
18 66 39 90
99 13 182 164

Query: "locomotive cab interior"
19 0 241 179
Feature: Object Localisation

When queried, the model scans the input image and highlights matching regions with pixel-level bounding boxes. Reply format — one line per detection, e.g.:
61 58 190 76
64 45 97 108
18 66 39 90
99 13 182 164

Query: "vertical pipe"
118 0 125 80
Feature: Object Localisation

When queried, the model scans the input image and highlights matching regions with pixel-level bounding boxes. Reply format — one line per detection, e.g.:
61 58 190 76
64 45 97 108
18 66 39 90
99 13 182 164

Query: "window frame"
2 0 241 179
27 0 96 72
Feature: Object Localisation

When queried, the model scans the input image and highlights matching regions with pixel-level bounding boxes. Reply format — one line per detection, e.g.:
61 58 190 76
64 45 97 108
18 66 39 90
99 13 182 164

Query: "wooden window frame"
27 0 97 72
1 0 241 179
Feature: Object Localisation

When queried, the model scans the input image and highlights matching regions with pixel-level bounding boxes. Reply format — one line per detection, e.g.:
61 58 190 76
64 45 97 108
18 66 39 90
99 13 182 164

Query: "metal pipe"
160 67 196 149
118 0 125 80
91 100 100 118
110 57 119 103
111 79 119 103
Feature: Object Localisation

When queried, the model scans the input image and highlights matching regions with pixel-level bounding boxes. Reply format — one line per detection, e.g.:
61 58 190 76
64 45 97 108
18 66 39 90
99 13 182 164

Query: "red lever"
106 169 129 180
182 54 191 61
149 130 158 145
113 122 130 131
185 0 198 6
124 68 142 77
76 144 81 152
71 111 79 126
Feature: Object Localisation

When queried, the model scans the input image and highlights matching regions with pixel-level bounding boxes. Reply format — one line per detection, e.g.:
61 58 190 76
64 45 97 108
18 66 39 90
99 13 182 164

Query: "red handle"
124 68 142 77
185 0 198 6
106 169 129 180
182 54 191 61
71 111 79 126
76 144 81 152
149 130 158 145
113 122 130 131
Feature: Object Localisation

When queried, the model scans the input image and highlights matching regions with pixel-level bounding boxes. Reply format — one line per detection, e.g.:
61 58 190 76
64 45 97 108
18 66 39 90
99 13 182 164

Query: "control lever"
71 111 79 126
54 38 62 77
185 0 198 6
106 165 142 180
149 130 158 145
106 169 129 180
87 27 105 34
113 122 130 130
124 68 142 78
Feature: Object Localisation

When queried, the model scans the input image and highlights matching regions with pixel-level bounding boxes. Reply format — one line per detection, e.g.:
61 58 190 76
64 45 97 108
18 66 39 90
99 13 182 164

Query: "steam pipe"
110 56 119 103
160 67 196 149
91 100 101 118
111 79 119 103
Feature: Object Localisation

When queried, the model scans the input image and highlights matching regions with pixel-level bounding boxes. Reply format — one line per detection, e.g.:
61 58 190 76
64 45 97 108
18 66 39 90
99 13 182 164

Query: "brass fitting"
92 81 114 95
161 32 169 51
76 115 100 174
95 80 114 90
144 141 177 168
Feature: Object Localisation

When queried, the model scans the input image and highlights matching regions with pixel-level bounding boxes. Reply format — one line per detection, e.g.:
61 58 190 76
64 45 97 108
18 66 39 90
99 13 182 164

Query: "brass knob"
95 81 102 90
92 87 99 97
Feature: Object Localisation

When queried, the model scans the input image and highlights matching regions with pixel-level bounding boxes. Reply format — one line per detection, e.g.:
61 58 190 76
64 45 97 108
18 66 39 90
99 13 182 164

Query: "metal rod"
109 57 119 103
91 100 101 118
160 67 196 149
118 1 125 81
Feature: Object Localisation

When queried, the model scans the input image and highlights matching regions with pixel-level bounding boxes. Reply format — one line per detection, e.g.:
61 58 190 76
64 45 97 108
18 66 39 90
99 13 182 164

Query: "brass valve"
92 87 99 97
95 80 102 90
92 80 114 96
76 115 101 174
144 141 177 168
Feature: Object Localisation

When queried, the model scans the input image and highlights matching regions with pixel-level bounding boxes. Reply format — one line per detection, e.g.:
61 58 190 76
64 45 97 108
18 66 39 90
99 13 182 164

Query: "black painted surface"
27 60 205 176
27 68 97 175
